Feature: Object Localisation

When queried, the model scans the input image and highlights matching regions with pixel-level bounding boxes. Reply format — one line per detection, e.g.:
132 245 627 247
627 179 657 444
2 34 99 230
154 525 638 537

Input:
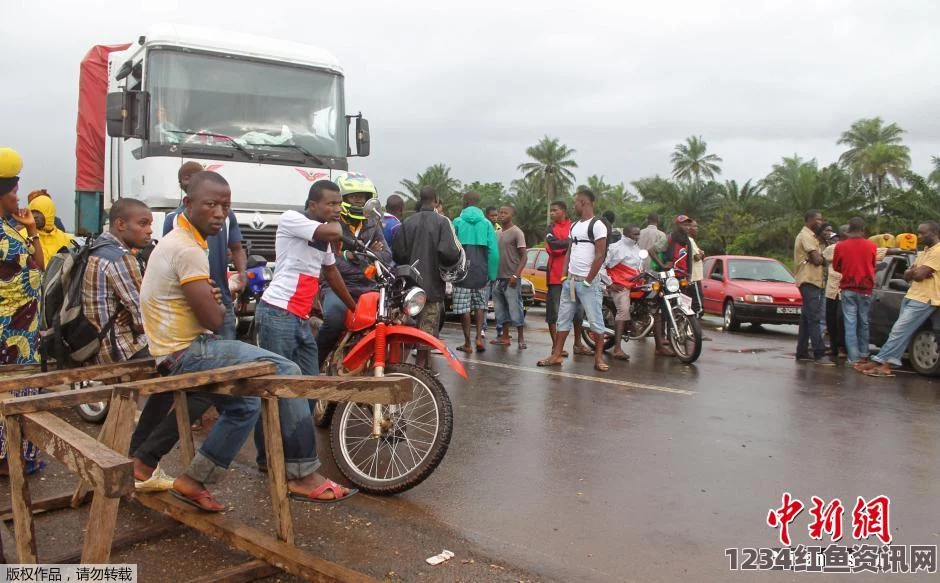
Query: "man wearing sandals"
491 205 528 350
139 171 354 511
539 189 609 372
858 221 940 378
452 191 498 354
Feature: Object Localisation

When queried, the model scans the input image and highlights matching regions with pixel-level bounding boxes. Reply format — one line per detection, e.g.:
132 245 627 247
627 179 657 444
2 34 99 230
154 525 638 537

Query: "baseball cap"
675 214 693 224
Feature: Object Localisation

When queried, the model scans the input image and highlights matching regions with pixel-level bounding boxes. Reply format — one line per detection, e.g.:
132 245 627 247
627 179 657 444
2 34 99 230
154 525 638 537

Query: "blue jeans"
316 288 348 365
872 298 937 367
841 290 872 363
165 335 302 484
215 303 237 340
493 279 525 328
797 284 826 359
254 300 321 479
557 278 605 334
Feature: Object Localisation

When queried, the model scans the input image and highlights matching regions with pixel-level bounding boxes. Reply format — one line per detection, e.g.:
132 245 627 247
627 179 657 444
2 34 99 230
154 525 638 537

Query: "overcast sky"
4 0 939 228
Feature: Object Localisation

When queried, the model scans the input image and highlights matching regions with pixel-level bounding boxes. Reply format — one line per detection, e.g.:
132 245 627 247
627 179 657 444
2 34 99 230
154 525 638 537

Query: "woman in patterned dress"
0 158 46 476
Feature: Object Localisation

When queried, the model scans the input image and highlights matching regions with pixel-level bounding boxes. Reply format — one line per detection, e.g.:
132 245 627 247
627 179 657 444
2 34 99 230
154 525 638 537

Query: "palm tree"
928 155 940 187
399 163 462 215
670 136 723 184
507 177 549 245
517 136 578 225
837 117 911 225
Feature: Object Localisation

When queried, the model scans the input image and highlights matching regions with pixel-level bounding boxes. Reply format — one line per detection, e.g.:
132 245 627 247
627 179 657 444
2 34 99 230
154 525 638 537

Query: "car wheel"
723 300 741 332
908 329 940 376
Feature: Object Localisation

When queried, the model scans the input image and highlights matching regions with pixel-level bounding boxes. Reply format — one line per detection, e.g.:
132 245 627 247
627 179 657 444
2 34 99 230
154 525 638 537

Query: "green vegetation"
397 117 936 260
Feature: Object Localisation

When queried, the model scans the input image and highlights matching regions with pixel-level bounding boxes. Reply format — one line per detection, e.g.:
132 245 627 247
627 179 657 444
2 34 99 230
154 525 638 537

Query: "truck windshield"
148 49 345 160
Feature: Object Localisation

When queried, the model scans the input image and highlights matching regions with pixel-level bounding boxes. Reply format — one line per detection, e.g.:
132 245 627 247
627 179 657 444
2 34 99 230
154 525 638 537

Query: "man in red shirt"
832 217 878 366
544 201 589 356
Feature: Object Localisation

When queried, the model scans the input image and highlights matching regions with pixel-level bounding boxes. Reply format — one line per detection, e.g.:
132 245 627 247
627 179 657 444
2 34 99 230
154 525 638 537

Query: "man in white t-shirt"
253 179 358 502
538 189 609 372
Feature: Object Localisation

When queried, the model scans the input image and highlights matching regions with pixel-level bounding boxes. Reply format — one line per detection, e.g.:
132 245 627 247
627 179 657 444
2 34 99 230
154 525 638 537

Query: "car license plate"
777 307 801 314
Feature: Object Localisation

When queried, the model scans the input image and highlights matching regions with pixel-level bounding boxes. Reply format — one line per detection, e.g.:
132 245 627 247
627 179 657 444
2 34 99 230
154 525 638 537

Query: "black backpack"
571 217 612 261
40 237 122 368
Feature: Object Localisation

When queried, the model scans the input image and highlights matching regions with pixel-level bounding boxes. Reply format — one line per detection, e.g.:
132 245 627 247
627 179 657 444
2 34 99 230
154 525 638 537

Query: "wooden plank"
21 412 133 498
44 517 179 564
112 362 277 396
260 399 293 544
70 391 127 508
5 416 37 563
0 491 93 521
186 560 279 583
135 493 377 583
0 359 155 393
79 393 139 564
174 391 195 466
1 386 115 416
240 376 414 404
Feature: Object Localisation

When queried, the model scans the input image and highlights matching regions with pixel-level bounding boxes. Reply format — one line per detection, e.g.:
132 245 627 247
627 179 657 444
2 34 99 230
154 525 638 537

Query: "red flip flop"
170 488 225 512
289 479 358 504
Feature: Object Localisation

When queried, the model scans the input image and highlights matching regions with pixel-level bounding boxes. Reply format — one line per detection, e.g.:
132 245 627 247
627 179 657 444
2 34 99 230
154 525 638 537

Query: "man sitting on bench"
137 171 349 511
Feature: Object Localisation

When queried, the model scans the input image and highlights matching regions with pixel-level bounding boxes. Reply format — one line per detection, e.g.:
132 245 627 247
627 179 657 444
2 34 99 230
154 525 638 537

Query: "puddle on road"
711 347 777 354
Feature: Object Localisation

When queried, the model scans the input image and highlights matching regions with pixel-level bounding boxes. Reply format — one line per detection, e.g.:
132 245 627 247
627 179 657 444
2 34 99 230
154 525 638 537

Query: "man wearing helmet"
316 172 392 363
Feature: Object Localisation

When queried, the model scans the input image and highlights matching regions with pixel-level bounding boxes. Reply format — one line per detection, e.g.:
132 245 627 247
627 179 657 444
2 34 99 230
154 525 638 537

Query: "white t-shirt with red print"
261 210 336 318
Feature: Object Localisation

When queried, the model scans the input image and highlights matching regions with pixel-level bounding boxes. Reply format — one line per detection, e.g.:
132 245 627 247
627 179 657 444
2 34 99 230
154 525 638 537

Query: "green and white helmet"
336 172 377 221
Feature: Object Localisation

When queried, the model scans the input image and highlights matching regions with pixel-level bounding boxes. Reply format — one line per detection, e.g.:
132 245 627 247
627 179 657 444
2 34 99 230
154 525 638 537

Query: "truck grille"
240 225 278 262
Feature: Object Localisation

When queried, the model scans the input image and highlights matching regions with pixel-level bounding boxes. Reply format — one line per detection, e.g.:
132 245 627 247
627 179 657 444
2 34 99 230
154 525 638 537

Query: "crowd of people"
3 139 937 509
793 210 940 378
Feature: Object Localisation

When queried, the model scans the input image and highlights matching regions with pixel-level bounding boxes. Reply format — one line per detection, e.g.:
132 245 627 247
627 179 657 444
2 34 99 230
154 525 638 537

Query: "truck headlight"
403 287 427 317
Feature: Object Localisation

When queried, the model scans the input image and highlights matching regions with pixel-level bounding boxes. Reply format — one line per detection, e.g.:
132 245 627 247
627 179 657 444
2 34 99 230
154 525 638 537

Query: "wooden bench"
0 360 414 582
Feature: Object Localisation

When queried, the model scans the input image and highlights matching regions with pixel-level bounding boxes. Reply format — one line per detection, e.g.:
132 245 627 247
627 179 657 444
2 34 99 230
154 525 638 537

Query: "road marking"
457 358 695 395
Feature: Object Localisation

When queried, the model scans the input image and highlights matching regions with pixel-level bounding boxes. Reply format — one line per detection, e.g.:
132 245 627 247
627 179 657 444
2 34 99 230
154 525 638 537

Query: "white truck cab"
101 24 369 258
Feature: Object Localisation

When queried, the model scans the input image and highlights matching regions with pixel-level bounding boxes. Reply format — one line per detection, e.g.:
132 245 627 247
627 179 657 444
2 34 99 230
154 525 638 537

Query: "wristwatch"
511 275 519 280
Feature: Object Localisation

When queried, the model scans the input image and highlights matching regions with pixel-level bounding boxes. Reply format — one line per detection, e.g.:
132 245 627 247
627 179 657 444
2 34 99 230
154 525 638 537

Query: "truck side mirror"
106 92 124 138
106 90 149 139
356 117 370 157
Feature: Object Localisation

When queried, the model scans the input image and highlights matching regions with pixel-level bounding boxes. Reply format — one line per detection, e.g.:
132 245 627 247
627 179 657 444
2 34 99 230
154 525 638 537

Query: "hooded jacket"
452 206 498 288
392 210 462 302
21 195 75 262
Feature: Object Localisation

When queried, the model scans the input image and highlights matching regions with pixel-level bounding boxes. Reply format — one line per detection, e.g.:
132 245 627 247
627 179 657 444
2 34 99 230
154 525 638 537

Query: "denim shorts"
557 278 605 334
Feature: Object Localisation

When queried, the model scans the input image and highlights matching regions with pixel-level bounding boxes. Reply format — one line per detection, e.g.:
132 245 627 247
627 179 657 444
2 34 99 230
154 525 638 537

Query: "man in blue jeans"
793 210 838 366
139 171 347 511
163 161 247 340
832 217 878 367
490 205 527 349
538 189 609 372
253 179 357 502
858 221 940 377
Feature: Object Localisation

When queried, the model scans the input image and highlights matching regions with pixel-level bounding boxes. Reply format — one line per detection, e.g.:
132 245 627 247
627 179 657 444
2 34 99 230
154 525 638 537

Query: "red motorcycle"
314 236 467 494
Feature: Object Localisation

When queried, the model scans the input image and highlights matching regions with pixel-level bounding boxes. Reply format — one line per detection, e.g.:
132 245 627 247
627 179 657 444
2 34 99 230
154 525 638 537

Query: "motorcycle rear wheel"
313 400 335 427
668 312 703 364
329 363 453 495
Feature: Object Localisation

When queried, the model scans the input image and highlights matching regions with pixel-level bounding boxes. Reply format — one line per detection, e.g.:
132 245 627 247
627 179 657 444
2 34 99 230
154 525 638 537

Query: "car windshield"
728 259 795 283
148 49 345 159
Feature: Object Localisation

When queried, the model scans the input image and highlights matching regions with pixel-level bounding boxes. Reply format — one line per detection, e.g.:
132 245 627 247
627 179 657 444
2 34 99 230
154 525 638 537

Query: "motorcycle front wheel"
329 363 454 495
72 380 109 424
668 311 703 364
313 400 335 428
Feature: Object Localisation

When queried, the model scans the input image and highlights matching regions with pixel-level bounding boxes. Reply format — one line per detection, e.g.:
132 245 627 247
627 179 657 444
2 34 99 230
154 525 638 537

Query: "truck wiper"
168 130 253 160
245 142 326 166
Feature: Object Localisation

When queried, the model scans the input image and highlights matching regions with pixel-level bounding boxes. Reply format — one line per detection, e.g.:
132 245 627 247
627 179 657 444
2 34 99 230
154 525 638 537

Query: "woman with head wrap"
19 191 75 262
0 147 45 475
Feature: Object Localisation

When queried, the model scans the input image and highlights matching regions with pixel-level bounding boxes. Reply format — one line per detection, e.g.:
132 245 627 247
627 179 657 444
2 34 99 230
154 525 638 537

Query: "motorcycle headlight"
262 267 274 281
403 287 427 317
665 277 681 293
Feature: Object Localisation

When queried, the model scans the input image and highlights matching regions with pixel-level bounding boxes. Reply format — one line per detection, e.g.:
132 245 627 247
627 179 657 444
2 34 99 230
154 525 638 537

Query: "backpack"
39 237 122 369
571 217 611 261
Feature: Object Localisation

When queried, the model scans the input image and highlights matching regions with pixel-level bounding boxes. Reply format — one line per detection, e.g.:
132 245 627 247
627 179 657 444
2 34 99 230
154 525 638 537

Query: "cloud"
2 0 939 228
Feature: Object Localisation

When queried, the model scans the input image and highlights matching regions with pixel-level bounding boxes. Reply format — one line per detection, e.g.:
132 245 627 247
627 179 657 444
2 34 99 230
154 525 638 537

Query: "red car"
701 255 803 331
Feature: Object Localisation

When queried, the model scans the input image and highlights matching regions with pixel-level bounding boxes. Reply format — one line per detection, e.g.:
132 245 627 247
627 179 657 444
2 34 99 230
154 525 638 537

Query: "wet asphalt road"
5 309 938 582
385 309 940 582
